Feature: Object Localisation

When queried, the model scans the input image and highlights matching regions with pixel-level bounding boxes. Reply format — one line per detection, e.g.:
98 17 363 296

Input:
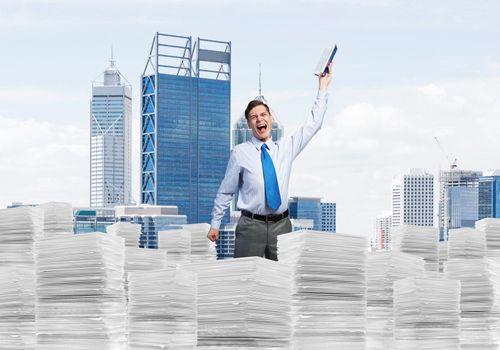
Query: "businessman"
208 64 333 261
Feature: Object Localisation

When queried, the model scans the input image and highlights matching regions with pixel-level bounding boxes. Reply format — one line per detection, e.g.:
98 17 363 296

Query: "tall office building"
90 54 132 207
289 196 322 231
479 170 500 220
141 33 231 224
438 169 481 240
321 202 336 232
392 168 434 227
374 212 392 250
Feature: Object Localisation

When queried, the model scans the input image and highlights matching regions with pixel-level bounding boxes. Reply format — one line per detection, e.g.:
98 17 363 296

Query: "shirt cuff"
210 219 221 230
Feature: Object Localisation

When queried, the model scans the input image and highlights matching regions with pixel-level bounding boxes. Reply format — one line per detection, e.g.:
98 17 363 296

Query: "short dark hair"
245 100 270 120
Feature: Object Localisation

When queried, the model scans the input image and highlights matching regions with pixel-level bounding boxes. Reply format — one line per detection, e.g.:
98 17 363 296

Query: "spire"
104 46 120 86
110 45 115 68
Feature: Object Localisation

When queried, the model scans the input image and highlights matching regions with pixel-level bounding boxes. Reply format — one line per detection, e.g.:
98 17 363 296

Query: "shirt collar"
251 135 274 151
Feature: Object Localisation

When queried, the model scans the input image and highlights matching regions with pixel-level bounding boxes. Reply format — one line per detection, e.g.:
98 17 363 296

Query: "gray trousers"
234 215 292 261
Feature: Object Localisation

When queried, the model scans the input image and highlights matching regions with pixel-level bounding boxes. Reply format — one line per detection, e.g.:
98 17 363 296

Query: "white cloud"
0 115 88 206
0 87 85 105
418 83 446 98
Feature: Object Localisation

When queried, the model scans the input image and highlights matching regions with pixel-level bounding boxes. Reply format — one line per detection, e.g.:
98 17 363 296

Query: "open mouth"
257 123 267 132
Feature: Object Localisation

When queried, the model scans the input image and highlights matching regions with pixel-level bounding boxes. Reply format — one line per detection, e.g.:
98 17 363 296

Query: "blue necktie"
261 144 281 211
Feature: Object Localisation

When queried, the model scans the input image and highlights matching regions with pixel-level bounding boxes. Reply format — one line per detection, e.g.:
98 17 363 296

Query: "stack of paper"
445 258 500 348
366 251 425 350
0 207 41 349
393 225 439 271
158 229 191 264
393 276 461 350
40 202 73 236
278 230 368 350
127 267 197 350
183 223 216 261
0 206 43 266
185 257 292 349
476 218 500 257
0 267 36 350
36 233 126 350
448 228 486 260
107 222 141 247
124 247 166 273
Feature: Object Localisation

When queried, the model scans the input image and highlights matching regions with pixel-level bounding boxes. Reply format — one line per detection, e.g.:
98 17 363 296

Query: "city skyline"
1 1 500 237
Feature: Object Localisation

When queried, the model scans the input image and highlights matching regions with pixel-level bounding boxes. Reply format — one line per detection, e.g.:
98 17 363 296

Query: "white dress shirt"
210 90 329 229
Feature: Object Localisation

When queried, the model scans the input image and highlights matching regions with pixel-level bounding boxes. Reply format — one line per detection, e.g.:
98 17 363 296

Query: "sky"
1 0 500 237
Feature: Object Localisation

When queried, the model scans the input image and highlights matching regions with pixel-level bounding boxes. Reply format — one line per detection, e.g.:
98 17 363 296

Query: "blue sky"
1 0 499 236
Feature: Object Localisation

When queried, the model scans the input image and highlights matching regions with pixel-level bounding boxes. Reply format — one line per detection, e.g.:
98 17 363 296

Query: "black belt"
241 209 289 223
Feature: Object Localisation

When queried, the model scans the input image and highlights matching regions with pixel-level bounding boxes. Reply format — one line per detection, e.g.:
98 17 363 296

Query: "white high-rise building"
392 168 434 227
374 212 392 250
90 54 132 207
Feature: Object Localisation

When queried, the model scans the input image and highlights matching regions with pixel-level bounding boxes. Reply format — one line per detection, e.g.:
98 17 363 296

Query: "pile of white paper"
127 267 197 350
278 230 368 350
107 222 141 247
36 233 126 350
366 251 425 350
392 225 439 271
0 206 43 266
0 207 41 349
40 202 73 236
185 257 292 348
0 267 36 350
447 228 486 260
158 229 191 264
124 247 166 273
476 218 500 257
445 258 500 349
183 223 216 261
393 276 461 350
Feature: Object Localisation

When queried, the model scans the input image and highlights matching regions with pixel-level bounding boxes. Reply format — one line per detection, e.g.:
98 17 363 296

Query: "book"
314 45 337 76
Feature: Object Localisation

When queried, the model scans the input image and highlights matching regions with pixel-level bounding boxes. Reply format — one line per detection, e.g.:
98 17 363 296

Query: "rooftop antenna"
258 63 262 96
110 45 115 67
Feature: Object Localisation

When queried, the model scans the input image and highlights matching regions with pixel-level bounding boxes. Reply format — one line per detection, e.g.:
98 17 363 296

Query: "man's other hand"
207 227 219 242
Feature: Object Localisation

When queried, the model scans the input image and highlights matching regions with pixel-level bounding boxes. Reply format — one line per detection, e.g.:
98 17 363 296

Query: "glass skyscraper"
90 55 132 207
288 196 322 231
446 186 479 229
438 169 481 240
479 170 500 220
141 33 231 224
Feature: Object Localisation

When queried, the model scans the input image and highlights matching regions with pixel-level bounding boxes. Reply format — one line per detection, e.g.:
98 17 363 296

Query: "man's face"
247 105 273 141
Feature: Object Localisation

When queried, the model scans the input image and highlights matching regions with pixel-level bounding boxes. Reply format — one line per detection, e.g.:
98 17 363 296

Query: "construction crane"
434 136 457 170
